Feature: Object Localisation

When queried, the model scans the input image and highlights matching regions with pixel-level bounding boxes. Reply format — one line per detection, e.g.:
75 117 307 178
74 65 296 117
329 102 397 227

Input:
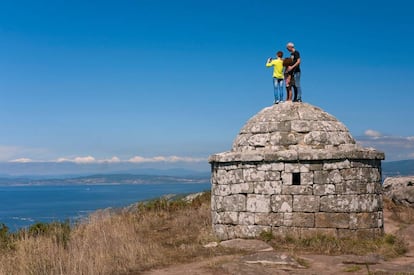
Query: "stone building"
209 103 385 240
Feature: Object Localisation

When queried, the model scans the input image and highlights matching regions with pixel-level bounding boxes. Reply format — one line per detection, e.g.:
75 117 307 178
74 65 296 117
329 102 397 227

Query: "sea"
0 182 210 232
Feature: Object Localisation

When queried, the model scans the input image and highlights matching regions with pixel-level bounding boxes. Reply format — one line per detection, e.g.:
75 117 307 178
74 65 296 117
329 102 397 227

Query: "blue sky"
0 0 413 170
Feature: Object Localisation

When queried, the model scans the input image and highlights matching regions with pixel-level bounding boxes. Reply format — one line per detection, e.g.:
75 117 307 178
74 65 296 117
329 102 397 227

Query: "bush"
136 191 211 213
0 223 14 250
24 221 71 248
259 230 274 242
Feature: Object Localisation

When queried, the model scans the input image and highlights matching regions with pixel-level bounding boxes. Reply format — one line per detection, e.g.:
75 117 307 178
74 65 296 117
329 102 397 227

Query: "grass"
0 192 411 274
0 191 233 275
267 233 407 259
343 265 363 272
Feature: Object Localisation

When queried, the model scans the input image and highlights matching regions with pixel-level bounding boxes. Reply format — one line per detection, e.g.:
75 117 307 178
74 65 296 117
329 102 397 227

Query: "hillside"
0 192 413 274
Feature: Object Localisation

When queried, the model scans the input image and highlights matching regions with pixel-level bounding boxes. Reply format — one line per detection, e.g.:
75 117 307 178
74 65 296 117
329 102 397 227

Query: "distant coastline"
0 174 210 187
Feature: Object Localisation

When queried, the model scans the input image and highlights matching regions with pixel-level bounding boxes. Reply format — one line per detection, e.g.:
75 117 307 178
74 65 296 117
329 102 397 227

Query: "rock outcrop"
383 176 414 207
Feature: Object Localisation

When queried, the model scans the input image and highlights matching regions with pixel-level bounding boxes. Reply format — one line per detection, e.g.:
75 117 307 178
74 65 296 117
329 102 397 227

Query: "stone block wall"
211 159 383 240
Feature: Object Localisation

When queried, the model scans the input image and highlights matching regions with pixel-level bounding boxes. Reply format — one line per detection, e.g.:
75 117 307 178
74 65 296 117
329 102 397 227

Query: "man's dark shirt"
290 50 301 73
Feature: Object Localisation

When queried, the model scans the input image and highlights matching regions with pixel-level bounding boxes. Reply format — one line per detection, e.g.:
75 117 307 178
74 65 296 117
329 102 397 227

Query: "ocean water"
0 182 210 231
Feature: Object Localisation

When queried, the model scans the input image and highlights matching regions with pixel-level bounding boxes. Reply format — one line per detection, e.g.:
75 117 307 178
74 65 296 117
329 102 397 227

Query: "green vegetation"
0 221 71 252
259 230 274 242
0 223 14 250
343 265 362 272
26 221 71 248
136 191 210 213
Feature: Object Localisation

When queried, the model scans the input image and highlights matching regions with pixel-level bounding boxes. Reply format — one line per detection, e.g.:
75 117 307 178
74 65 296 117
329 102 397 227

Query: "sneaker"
297 99 302 102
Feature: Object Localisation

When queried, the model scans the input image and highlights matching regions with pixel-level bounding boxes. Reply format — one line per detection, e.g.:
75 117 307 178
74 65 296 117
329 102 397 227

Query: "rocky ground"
143 202 414 275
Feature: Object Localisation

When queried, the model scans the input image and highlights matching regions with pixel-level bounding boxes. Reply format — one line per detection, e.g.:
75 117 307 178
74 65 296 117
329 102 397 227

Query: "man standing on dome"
286 42 302 102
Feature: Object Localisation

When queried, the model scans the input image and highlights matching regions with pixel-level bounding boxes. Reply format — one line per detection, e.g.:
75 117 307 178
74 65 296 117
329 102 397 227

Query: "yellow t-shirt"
266 58 284 79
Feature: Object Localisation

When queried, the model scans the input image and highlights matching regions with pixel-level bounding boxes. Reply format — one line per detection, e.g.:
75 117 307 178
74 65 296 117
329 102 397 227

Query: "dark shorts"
284 73 295 87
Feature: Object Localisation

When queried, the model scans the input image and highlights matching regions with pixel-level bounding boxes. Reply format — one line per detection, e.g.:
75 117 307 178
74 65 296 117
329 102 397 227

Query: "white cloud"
128 155 206 163
56 158 70 163
169 156 206 162
153 156 167 162
56 156 96 164
128 156 147 163
364 129 382 138
73 156 96 164
3 152 206 164
357 134 414 161
105 156 121 163
9 158 34 163
55 156 120 164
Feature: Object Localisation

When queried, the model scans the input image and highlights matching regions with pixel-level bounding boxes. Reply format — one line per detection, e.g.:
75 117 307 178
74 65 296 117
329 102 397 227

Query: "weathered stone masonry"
209 103 384 240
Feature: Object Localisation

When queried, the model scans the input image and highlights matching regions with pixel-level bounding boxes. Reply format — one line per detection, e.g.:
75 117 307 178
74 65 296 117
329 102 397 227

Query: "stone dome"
209 103 384 163
232 103 355 152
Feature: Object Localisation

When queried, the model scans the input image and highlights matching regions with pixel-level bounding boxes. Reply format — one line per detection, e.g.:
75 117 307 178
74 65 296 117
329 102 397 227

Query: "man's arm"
288 58 300 71
287 51 300 72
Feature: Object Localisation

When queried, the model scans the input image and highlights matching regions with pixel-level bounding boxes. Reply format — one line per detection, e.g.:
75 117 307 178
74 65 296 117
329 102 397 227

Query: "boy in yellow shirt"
266 51 284 104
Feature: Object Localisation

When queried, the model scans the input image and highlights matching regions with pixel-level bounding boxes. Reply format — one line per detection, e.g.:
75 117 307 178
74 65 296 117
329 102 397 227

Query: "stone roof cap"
209 103 385 163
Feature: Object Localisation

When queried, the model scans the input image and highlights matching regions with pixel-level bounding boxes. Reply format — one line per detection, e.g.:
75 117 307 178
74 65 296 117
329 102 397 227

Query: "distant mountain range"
0 161 210 178
0 161 211 186
0 173 210 186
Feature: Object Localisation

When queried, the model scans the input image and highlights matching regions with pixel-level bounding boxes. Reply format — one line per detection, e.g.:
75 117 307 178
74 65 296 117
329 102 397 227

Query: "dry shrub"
66 210 152 274
0 191 227 275
383 196 414 224
0 234 67 275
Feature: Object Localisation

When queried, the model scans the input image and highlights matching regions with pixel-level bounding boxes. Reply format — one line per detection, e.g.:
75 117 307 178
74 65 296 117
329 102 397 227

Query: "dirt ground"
142 207 414 275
